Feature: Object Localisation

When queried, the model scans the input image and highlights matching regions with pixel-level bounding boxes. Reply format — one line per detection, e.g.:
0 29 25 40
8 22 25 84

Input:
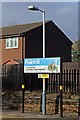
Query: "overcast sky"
1 2 79 42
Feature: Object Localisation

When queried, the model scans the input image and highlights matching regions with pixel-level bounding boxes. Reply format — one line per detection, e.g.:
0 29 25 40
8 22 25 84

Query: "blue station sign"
24 57 60 73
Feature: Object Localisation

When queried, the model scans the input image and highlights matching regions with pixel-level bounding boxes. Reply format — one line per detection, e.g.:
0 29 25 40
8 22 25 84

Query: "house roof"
0 20 50 38
2 59 22 65
0 20 73 43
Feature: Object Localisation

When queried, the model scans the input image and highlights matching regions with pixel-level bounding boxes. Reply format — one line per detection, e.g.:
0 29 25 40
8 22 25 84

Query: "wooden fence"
1 62 80 94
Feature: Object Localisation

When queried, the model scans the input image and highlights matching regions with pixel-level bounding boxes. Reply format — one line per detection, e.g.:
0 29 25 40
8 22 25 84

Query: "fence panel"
48 69 80 94
2 64 23 91
1 63 80 94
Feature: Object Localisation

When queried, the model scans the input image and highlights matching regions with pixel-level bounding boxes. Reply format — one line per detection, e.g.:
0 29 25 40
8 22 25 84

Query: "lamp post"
28 5 46 115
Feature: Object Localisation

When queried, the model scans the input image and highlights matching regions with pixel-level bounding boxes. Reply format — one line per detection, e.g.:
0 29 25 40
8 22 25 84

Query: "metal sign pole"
42 10 46 115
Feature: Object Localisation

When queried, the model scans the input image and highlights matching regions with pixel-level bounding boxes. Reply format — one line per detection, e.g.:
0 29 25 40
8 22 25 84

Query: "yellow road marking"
0 116 20 118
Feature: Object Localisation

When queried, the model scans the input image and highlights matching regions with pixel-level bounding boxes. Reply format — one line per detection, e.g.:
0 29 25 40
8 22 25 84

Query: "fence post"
74 69 76 95
60 58 63 117
78 98 80 116
22 59 25 113
55 95 60 114
40 91 42 112
77 70 79 95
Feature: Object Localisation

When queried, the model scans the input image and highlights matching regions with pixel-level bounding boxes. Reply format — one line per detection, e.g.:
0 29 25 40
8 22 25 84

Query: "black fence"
2 64 23 91
48 69 80 94
2 63 80 94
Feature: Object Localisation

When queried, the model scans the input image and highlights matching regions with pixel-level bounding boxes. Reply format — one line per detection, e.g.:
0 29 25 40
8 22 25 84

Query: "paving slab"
1 110 79 120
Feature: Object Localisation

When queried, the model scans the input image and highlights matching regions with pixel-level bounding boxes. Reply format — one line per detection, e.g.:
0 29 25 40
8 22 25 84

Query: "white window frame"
6 37 18 49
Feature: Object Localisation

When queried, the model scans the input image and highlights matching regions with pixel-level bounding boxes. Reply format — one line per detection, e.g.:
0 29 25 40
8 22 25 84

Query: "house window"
6 37 18 49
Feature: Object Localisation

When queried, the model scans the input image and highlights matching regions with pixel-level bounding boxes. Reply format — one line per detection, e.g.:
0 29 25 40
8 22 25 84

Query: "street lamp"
28 5 46 115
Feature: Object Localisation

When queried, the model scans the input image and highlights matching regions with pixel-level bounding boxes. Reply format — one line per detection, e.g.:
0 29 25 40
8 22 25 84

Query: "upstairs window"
6 37 18 49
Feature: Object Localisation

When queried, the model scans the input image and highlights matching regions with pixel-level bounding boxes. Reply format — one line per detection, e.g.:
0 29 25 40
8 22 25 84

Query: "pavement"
1 110 80 120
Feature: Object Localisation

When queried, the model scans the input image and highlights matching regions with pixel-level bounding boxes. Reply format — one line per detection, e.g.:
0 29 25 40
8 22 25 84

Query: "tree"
72 39 80 62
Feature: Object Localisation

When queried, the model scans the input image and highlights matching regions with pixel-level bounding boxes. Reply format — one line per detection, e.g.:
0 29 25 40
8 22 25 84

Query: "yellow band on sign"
60 86 62 90
38 74 49 78
22 85 25 89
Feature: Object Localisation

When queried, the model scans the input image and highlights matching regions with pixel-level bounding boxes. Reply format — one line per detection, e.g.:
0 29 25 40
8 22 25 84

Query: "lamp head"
28 5 40 11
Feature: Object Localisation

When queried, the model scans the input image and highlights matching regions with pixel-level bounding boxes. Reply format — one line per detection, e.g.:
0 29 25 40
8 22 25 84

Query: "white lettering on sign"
24 57 60 73
25 59 40 65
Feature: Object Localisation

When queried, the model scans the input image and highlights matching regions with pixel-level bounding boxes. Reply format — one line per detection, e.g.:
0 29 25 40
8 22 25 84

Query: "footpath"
1 110 79 120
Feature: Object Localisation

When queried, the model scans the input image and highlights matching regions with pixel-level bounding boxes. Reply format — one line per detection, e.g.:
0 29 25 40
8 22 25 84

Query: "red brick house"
0 20 73 64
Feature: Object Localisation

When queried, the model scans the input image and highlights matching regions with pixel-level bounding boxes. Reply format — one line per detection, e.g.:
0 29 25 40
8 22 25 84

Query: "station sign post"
24 57 61 115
